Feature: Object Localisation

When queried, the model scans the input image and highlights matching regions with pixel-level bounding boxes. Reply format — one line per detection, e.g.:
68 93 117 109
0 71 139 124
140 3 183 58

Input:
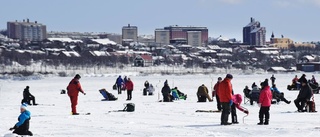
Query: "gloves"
9 125 16 131
83 92 86 95
244 110 249 114
229 100 233 106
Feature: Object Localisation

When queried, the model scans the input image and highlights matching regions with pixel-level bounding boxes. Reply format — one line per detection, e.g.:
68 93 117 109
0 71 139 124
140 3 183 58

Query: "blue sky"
1 0 320 42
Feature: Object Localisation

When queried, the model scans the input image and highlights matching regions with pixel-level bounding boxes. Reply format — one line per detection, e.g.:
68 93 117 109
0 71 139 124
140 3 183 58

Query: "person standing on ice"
257 79 272 125
218 74 233 125
213 77 222 111
9 103 33 136
270 74 276 86
126 78 134 100
115 75 124 94
161 80 172 102
67 74 86 115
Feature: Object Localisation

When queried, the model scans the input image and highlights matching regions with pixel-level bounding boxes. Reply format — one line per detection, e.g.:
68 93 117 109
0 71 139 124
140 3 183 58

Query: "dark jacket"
23 88 33 99
297 84 312 100
116 76 124 86
161 84 171 96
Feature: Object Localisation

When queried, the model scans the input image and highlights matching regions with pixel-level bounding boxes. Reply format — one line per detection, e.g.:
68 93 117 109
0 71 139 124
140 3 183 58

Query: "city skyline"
1 0 320 42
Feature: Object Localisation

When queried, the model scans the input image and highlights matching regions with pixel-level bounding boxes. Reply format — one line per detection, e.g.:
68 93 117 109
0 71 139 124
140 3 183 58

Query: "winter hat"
164 80 168 85
261 80 269 87
75 74 81 79
218 77 222 80
21 103 27 110
226 74 233 79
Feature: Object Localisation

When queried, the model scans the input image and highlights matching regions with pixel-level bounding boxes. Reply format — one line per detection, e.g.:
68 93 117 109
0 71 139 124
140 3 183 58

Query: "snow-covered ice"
0 73 320 137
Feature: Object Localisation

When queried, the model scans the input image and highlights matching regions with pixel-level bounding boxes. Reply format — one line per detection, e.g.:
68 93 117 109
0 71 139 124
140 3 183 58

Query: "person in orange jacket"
126 78 134 100
213 77 222 111
218 74 233 125
67 74 86 115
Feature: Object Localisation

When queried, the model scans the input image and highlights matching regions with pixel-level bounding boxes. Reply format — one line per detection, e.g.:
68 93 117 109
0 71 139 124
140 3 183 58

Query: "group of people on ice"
8 73 317 136
161 80 187 102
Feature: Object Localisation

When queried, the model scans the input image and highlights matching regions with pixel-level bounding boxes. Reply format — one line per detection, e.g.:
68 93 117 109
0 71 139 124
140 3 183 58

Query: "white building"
187 31 202 47
155 29 170 45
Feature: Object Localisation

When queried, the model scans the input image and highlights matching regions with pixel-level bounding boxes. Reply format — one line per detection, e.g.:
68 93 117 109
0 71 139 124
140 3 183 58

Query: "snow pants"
221 102 231 124
259 106 270 123
127 90 133 100
69 95 78 113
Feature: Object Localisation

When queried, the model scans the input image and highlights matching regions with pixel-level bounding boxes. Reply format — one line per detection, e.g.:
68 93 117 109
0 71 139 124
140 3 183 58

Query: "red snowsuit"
67 78 84 114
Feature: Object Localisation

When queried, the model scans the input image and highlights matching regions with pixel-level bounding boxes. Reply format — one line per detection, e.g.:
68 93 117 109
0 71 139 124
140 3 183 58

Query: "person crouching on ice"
231 94 249 124
9 103 33 136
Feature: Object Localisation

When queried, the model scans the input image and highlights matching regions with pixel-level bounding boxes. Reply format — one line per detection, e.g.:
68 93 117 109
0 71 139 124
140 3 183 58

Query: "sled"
99 89 118 101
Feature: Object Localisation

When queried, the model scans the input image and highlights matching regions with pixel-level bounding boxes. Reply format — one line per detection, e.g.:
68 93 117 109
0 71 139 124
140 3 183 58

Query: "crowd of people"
8 73 317 136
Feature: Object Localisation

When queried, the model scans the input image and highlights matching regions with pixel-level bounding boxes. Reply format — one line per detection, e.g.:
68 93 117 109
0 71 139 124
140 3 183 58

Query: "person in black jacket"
21 86 38 105
161 80 172 102
294 78 312 112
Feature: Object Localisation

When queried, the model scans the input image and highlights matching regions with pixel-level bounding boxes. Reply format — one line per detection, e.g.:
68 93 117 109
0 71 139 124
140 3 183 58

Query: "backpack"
123 103 135 112
306 101 316 112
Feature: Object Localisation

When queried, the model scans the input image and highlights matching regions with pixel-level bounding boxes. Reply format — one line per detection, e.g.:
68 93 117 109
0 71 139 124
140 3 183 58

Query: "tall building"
155 29 170 45
187 31 202 47
7 19 47 41
155 26 208 46
122 24 138 43
243 17 266 46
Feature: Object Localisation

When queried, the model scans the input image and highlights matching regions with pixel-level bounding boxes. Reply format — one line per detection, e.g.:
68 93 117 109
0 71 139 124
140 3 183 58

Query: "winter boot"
257 119 263 125
264 120 269 125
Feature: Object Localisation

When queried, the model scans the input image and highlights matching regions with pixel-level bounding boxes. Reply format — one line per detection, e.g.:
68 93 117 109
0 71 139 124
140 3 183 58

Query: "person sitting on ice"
147 84 155 95
270 84 291 104
143 80 151 96
171 87 187 100
9 103 33 136
21 86 38 106
197 84 213 102
249 83 260 105
294 78 313 112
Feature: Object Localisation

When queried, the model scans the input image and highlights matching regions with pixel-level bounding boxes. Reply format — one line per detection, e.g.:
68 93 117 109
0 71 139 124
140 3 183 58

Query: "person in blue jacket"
9 103 33 136
115 75 124 94
271 84 291 104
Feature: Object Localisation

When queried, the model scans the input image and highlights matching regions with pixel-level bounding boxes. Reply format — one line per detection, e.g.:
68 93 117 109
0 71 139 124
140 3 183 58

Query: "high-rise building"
187 31 202 47
155 29 170 45
155 26 208 46
243 17 266 46
122 24 138 43
7 19 47 41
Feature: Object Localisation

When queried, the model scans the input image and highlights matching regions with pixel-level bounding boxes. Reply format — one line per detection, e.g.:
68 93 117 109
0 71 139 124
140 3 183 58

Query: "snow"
1 73 320 137
91 38 117 45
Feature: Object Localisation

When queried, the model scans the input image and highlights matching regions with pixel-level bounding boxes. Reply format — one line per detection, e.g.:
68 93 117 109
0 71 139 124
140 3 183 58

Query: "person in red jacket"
213 77 222 111
67 74 86 115
218 74 233 125
126 78 134 100
258 79 273 125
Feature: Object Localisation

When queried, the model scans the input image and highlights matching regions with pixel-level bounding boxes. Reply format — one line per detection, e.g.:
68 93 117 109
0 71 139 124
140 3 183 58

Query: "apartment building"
7 19 47 41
